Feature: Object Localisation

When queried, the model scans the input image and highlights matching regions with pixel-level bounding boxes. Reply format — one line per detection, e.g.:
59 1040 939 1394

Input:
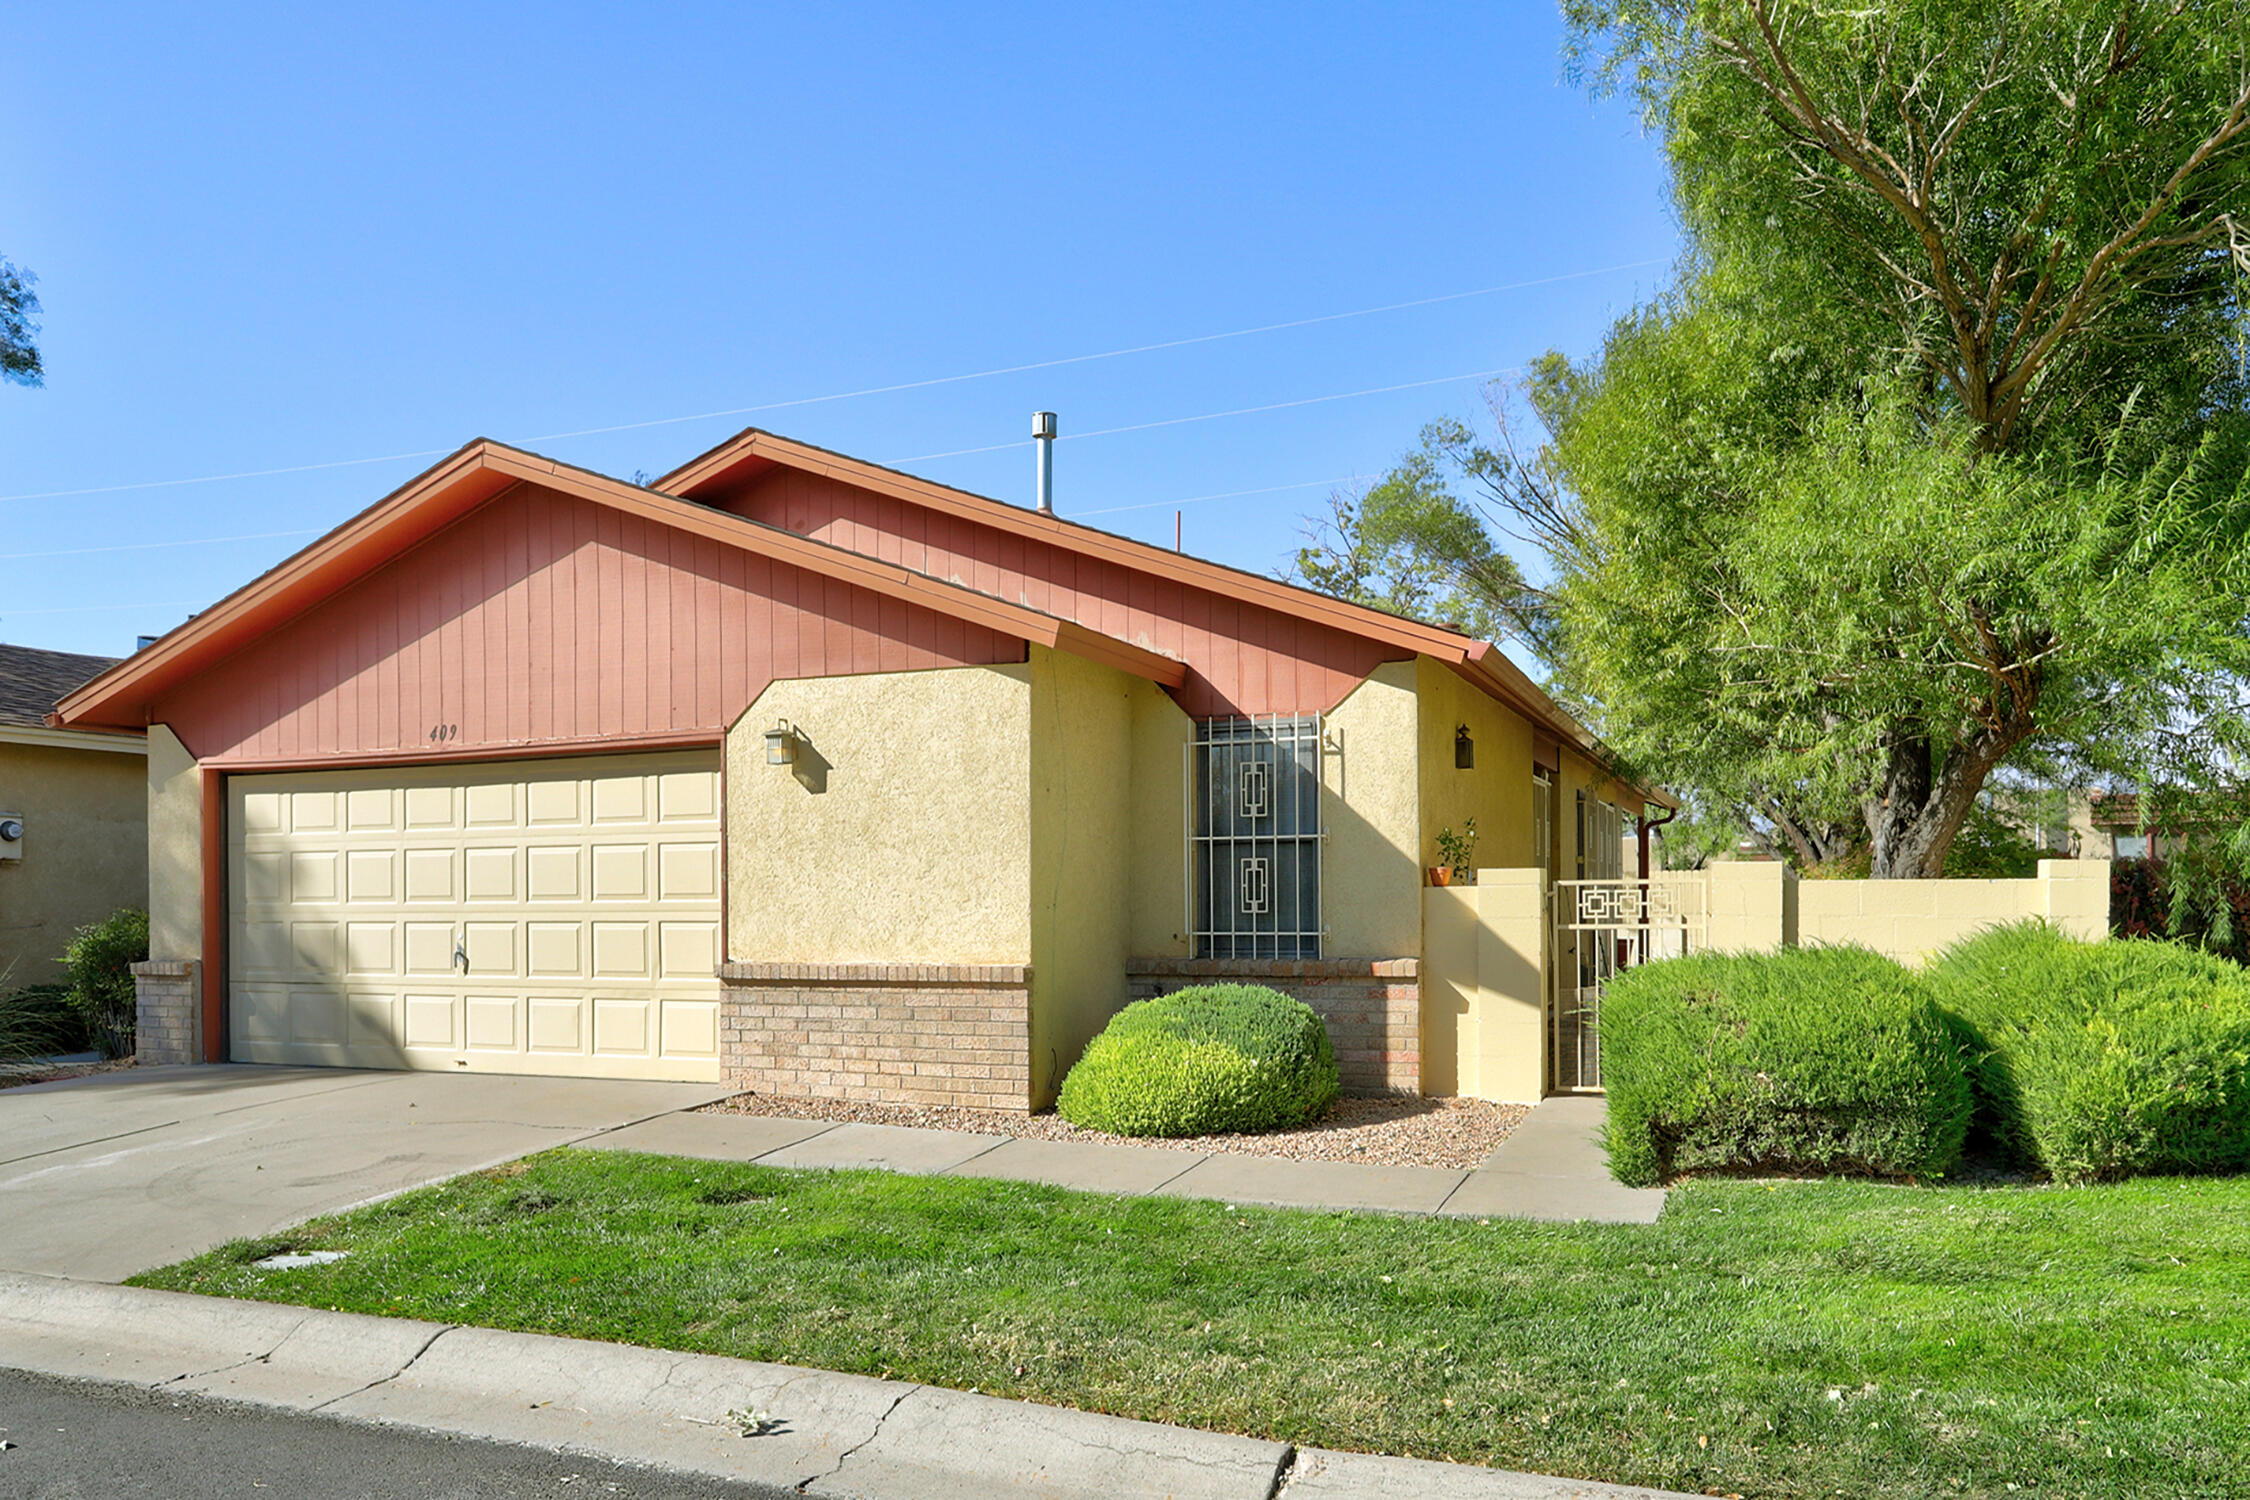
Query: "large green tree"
1316 1 2250 876
0 258 41 387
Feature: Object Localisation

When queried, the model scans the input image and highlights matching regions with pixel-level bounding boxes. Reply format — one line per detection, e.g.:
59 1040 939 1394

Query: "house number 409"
428 723 459 742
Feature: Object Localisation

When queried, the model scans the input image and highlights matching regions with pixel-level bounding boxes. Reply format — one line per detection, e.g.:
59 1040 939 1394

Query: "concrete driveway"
0 1066 730 1281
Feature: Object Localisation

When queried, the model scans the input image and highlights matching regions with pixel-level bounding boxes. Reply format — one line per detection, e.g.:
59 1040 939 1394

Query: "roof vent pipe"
1033 411 1057 513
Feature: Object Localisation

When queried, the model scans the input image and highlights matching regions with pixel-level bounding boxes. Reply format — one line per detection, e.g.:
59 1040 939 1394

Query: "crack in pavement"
308 1323 459 1413
150 1313 314 1391
795 1385 917 1494
1264 1445 1302 1499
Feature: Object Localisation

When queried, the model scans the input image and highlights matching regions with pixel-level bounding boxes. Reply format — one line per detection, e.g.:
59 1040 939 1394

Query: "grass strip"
132 1149 2250 1499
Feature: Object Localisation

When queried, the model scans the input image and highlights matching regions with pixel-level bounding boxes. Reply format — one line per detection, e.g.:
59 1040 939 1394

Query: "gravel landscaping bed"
705 1091 1527 1169
0 1057 134 1092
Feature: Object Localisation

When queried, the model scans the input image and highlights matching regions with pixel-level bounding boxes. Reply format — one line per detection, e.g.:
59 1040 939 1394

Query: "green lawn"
133 1151 2250 1499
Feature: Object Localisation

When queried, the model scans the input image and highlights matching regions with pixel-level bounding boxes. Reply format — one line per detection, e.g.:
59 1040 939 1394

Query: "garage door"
229 752 722 1081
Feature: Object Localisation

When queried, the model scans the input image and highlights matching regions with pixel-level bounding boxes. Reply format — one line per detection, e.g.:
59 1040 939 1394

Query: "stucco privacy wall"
1028 645 1135 1105
147 725 202 963
0 740 147 987
1422 871 1545 1102
724 664 1033 965
1798 859 2109 964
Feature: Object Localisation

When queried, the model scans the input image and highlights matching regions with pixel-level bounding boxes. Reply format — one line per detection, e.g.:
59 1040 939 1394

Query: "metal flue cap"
1032 411 1057 440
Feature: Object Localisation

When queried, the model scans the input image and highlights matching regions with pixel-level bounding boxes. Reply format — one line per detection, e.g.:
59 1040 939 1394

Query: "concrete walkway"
579 1095 1667 1224
0 1270 1696 1499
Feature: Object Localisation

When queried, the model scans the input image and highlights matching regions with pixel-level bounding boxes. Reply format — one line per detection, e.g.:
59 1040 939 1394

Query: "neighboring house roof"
0 642 144 752
54 428 1667 807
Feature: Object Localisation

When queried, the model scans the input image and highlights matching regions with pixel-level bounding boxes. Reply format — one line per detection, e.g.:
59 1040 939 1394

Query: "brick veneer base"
1124 957 1421 1095
718 962 1032 1113
131 959 202 1066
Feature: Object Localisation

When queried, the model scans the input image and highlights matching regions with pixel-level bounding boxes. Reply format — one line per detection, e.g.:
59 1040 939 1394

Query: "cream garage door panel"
229 752 722 1081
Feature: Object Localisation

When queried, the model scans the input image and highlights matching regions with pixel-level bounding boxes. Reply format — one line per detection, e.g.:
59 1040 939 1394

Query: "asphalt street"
0 1369 796 1500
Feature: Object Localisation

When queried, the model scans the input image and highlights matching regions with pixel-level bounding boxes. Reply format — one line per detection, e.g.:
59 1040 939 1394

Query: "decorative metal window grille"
1188 715 1322 959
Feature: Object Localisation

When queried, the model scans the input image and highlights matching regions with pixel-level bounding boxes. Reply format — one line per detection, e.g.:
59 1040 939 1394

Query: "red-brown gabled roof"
54 440 1184 735
662 425 1669 807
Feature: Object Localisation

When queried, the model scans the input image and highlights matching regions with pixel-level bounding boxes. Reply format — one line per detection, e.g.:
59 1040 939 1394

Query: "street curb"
0 1271 1693 1499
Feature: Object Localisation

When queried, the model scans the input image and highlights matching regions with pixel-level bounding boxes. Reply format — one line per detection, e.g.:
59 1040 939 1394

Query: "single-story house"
56 429 1665 1105
1 643 148 986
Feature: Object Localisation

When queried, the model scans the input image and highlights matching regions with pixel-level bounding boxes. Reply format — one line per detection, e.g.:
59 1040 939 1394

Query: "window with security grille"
1190 715 1322 958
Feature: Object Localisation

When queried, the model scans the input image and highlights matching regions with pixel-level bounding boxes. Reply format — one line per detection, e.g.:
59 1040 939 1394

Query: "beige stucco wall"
1414 657 1539 872
0 736 148 986
1797 859 2108 965
1125 679 1194 956
1027 646 1136 1104
147 725 203 962
726 665 1034 965
1422 869 1547 1102
1323 658 1422 956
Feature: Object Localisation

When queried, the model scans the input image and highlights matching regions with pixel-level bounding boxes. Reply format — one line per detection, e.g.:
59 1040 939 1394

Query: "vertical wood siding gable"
709 466 1396 717
153 483 1025 765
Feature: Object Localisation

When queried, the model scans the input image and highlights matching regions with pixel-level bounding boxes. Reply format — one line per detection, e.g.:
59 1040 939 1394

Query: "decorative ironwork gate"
1551 877 1706 1091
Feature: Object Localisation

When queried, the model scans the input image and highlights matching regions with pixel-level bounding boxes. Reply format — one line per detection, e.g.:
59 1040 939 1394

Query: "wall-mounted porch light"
763 720 801 766
1455 724 1474 770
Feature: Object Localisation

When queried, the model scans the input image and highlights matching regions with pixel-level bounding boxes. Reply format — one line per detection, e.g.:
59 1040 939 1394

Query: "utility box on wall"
0 813 23 861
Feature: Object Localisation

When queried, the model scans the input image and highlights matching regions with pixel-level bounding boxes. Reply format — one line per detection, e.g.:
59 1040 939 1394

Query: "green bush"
1058 985 1340 1137
1 982 80 1062
1928 922 2250 1183
1601 946 1971 1186
62 907 149 1060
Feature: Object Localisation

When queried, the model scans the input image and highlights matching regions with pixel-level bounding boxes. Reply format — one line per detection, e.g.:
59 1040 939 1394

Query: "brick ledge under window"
719 961 1031 987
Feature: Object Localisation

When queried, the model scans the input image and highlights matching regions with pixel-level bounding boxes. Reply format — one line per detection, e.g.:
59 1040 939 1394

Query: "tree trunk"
1863 727 2000 878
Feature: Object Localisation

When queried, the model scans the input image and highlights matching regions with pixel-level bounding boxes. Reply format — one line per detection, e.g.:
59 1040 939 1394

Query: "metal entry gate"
1552 878 1706 1091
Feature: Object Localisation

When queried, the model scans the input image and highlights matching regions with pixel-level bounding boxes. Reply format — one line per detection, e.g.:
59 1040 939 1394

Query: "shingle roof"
0 642 125 730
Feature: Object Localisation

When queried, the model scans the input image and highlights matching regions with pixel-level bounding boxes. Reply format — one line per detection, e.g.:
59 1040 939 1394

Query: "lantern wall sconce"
763 720 801 766
1455 724 1474 770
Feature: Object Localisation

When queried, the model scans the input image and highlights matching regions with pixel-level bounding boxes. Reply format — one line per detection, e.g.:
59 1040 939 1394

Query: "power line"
896 367 1515 462
0 528 323 562
1074 475 1371 519
0 258 1661 505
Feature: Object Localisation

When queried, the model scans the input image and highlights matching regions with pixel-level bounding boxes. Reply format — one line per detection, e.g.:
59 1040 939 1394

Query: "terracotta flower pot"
1429 865 1453 887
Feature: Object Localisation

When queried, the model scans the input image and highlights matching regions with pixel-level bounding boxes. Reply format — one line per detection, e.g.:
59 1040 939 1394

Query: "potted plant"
1432 819 1478 887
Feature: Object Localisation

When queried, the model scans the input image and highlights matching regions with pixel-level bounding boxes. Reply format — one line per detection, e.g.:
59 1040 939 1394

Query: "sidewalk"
578 1094 1667 1224
0 1270 1695 1499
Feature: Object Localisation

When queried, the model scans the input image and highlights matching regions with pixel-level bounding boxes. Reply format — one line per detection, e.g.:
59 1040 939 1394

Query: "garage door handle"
453 934 469 975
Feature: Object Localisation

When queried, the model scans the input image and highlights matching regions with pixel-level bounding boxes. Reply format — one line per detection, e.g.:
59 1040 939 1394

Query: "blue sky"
1 3 1677 657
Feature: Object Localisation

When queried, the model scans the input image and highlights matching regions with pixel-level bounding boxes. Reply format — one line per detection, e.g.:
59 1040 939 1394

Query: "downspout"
1638 806 1678 880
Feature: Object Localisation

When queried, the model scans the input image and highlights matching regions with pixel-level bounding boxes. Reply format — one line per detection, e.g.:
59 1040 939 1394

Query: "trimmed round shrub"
1927 922 2250 1183
1601 946 1971 1186
1058 985 1340 1137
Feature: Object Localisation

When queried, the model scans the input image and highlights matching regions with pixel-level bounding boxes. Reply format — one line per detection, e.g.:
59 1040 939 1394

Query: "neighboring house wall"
0 739 147 987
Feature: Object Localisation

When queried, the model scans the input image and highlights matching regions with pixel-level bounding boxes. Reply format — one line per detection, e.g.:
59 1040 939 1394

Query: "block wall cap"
130 960 198 978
